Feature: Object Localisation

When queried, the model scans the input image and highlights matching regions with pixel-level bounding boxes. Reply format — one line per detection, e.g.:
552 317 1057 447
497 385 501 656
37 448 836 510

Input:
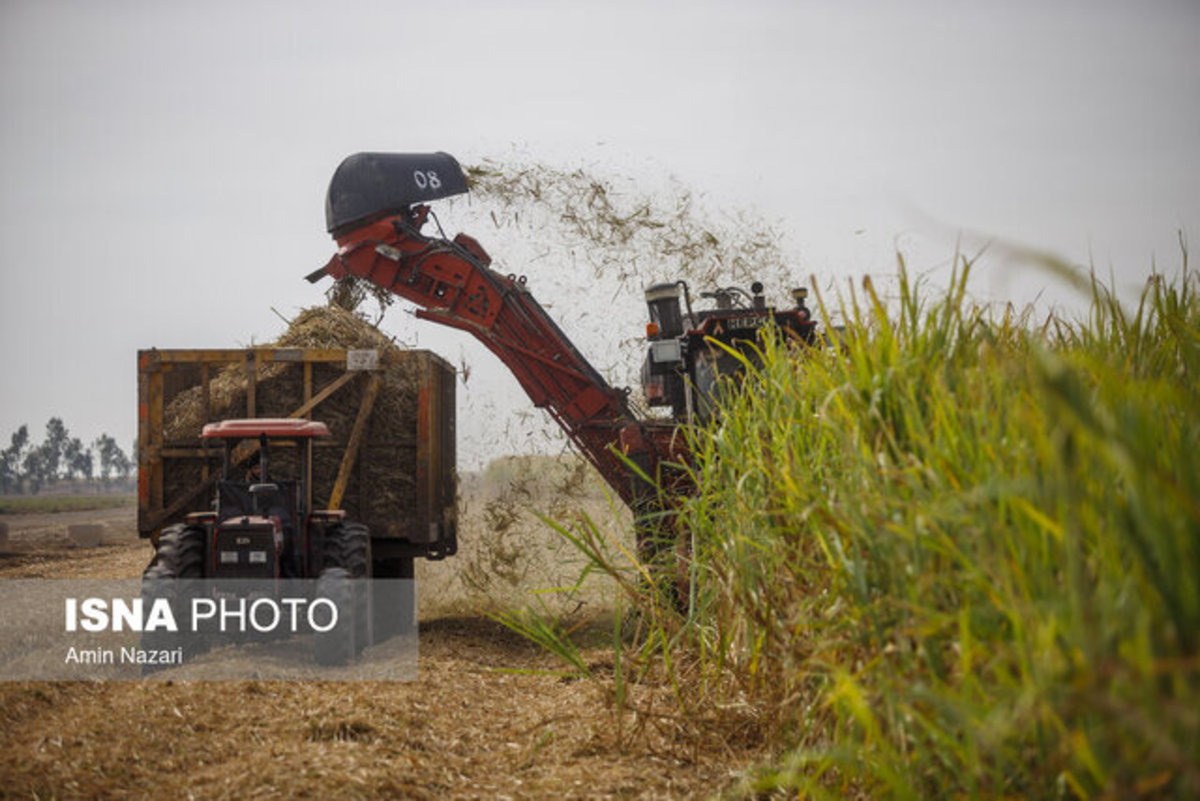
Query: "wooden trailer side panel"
136 347 456 559
411 355 457 546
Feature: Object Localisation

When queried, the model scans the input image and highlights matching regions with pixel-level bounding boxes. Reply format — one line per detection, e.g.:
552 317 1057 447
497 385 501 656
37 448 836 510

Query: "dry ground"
0 500 758 799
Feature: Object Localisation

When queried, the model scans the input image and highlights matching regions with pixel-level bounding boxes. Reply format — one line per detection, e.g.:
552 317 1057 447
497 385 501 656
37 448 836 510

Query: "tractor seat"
217 480 299 532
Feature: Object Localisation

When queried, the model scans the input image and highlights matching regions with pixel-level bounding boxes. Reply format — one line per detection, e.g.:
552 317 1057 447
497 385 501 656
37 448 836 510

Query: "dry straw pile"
161 304 430 525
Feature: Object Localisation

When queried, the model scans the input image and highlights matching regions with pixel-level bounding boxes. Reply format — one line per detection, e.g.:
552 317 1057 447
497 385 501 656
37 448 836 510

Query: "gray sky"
2 0 1198 467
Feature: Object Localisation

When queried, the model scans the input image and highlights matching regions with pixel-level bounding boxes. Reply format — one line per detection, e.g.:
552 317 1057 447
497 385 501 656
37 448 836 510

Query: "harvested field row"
0 488 755 798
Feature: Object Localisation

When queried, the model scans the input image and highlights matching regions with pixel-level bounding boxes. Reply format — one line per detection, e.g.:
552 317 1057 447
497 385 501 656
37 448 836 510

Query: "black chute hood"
325 152 469 234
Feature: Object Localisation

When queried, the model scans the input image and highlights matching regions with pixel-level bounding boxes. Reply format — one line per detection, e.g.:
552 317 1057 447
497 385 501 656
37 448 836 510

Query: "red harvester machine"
307 152 817 566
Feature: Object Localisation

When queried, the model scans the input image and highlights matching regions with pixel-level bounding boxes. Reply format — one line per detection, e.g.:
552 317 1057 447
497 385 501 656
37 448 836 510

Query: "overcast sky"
1 0 1197 467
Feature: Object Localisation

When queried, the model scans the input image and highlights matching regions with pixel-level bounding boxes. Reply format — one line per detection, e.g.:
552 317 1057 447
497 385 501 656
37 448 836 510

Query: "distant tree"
94 434 116 482
21 446 50 495
62 437 80 480
42 417 68 483
0 425 30 493
114 449 133 481
73 443 95 483
62 436 94 482
93 434 130 484
5 426 29 458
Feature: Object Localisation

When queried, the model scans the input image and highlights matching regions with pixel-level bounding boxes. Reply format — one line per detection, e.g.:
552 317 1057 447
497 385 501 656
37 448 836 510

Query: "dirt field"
0 499 754 799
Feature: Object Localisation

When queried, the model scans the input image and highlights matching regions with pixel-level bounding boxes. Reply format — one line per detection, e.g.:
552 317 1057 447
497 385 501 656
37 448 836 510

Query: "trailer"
136 346 457 574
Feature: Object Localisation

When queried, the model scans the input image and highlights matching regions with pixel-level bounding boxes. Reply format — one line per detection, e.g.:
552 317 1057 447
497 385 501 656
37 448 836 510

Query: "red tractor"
307 152 817 569
143 418 374 664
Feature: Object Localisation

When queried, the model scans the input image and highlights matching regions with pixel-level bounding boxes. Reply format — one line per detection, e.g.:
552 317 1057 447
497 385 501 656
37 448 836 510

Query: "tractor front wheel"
154 523 206 578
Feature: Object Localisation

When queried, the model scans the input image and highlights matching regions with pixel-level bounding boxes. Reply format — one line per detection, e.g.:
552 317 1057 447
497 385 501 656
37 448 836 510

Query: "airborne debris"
464 158 797 294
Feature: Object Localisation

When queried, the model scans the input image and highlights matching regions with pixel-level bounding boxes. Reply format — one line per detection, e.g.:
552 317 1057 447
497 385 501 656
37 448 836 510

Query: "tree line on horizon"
0 418 132 495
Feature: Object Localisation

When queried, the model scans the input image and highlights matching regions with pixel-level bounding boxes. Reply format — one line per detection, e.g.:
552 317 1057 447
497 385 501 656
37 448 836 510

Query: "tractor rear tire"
316 522 372 661
321 522 371 579
313 566 356 666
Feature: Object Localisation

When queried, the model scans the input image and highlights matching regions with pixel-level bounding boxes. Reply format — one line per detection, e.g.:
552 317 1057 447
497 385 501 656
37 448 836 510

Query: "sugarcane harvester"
307 152 817 567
